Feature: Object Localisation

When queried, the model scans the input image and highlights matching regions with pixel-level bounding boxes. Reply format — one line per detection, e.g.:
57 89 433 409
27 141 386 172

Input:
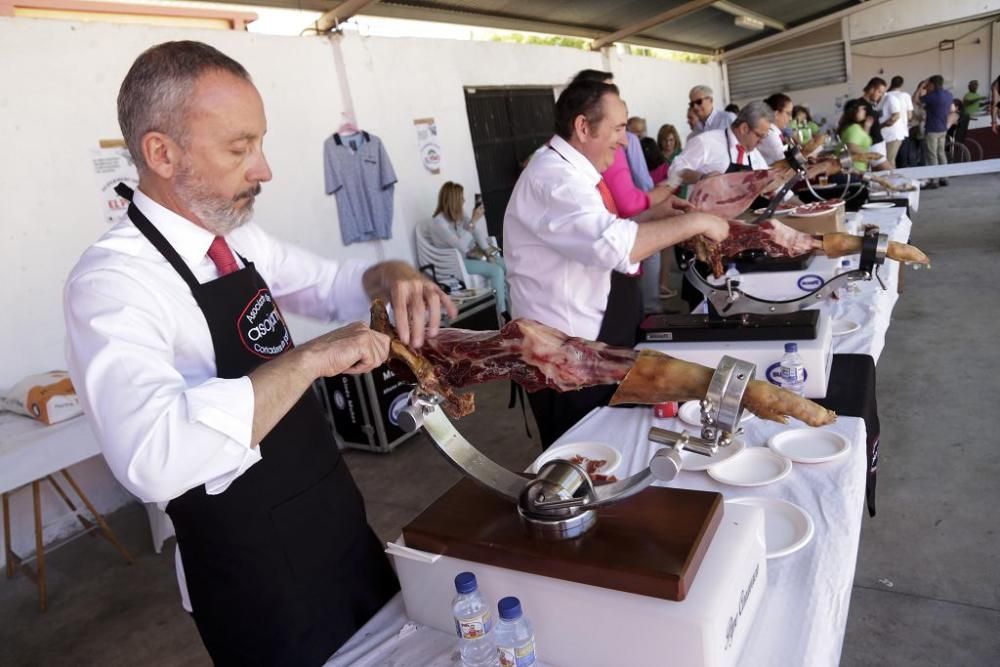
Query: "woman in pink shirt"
601 146 683 309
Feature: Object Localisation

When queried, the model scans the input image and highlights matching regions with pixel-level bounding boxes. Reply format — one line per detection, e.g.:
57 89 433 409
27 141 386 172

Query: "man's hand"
363 260 457 348
300 322 390 377
639 194 693 221
697 213 730 243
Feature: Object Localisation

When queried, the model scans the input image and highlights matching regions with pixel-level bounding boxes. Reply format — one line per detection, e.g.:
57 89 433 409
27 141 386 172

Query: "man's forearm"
248 347 318 445
630 215 704 263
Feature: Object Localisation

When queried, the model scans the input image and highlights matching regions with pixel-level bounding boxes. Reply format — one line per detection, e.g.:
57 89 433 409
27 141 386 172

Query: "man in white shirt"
881 75 914 167
666 101 775 189
689 85 737 137
504 79 728 447
65 41 452 666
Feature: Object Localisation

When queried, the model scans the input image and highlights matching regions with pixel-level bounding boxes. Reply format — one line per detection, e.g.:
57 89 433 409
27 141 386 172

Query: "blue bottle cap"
784 342 798 353
454 572 478 594
498 596 522 620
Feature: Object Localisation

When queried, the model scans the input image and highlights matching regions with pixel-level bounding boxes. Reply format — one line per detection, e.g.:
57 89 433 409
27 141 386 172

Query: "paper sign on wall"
413 117 441 174
91 141 139 225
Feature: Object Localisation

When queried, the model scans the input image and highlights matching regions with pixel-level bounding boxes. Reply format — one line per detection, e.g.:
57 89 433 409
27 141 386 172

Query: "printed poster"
413 117 441 174
91 141 139 225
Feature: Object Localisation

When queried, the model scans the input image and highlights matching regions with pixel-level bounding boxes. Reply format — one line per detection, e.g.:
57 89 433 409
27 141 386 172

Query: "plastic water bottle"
494 597 536 667
452 572 498 667
837 259 860 300
778 343 806 397
724 262 740 287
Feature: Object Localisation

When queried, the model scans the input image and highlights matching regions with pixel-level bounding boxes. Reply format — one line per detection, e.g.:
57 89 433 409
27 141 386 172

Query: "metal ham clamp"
686 225 890 318
396 355 755 540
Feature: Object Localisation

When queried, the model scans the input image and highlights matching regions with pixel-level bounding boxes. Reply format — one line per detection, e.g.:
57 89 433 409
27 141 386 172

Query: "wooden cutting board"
402 478 724 601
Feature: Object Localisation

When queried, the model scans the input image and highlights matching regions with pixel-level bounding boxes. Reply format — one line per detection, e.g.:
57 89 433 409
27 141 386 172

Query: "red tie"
207 236 239 276
736 145 746 166
596 178 619 215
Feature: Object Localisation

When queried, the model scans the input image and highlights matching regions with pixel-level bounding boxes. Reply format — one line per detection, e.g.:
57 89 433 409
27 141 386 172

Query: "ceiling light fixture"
734 15 765 31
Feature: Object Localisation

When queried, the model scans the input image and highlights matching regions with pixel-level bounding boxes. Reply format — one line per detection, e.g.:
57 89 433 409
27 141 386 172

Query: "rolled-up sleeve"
244 226 374 324
527 177 639 274
666 136 708 188
65 271 260 503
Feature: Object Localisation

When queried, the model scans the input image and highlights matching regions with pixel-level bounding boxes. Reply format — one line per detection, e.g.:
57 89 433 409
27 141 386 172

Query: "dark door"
465 87 556 246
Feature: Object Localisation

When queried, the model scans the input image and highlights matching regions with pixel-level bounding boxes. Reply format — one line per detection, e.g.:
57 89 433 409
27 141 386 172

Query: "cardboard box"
783 203 845 234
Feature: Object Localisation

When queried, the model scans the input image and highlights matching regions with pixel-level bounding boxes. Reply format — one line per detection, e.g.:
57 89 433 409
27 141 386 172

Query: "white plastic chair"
414 219 488 290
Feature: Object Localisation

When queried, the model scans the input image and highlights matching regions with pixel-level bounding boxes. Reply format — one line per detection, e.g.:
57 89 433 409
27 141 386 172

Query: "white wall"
725 0 1000 131
0 17 720 565
607 50 724 143
851 19 994 95
847 0 1000 42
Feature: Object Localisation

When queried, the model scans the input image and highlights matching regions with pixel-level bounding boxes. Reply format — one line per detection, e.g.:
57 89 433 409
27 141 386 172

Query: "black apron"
115 184 398 666
679 129 766 311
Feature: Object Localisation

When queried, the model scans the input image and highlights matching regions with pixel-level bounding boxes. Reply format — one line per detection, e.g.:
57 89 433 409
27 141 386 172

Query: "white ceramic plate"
679 437 746 472
727 496 815 558
861 202 894 209
789 203 844 218
832 319 861 336
707 448 792 487
767 429 850 464
527 441 622 475
677 400 757 428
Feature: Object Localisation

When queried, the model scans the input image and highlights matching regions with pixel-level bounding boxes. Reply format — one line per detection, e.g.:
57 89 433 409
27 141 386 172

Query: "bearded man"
64 41 452 666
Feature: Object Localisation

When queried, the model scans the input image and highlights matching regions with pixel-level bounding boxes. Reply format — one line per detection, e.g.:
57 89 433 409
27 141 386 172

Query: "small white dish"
678 400 757 428
727 496 815 558
832 319 860 336
707 448 792 487
679 437 746 472
768 429 850 464
528 441 622 475
789 200 844 217
861 202 894 209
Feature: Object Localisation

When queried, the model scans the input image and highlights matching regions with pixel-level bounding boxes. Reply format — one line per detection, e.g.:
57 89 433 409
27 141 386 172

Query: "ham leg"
370 301 836 427
687 219 930 277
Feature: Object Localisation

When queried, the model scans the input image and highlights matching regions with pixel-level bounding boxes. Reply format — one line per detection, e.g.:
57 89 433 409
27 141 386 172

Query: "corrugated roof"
259 0 865 55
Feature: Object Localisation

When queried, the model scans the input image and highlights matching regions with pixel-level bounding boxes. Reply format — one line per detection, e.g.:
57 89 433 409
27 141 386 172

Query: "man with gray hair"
665 101 775 310
688 84 737 137
65 40 451 665
666 100 774 189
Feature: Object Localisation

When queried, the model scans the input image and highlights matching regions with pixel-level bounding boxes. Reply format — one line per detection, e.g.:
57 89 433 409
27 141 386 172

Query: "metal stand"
398 356 755 540
685 227 890 318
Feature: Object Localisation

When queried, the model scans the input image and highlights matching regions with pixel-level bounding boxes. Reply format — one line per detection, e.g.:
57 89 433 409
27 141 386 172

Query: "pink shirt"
602 147 649 218
649 162 669 185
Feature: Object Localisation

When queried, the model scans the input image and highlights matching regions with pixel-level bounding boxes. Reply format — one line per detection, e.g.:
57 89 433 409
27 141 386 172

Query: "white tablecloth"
0 413 100 495
813 206 912 363
325 207 918 666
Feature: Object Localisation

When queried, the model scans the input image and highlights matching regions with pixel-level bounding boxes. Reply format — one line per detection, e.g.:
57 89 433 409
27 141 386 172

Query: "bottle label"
454 609 493 640
498 639 536 667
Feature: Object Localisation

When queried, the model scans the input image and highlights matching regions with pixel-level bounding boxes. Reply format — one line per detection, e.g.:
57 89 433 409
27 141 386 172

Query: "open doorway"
464 87 556 246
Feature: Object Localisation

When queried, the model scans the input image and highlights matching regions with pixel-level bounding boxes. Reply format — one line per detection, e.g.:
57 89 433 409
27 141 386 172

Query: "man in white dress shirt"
65 41 452 666
881 75 913 167
504 79 728 448
688 84 737 137
666 101 775 190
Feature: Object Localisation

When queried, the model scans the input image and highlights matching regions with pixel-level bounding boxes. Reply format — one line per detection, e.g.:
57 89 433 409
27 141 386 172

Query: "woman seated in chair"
429 181 508 314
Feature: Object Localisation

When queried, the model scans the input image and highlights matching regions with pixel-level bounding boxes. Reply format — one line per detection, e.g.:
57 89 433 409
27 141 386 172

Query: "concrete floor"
2 176 998 666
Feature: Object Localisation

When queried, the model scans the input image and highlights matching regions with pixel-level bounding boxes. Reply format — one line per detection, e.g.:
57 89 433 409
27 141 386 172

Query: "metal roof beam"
723 0 890 60
590 0 718 50
316 0 381 33
357 2 716 55
713 1 785 31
